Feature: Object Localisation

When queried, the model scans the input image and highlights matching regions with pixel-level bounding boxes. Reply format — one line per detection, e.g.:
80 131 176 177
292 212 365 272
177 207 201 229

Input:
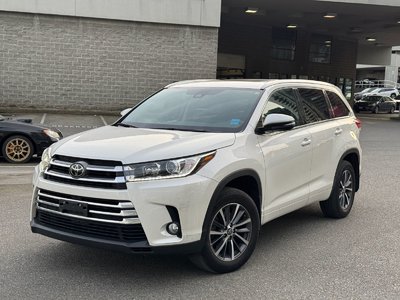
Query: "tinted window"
365 96 381 102
309 34 332 64
326 91 350 118
271 28 296 61
298 89 331 123
121 87 263 133
261 89 301 126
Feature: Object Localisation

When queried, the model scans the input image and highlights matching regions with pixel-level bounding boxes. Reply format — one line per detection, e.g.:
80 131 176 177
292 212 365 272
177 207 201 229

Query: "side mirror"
256 114 296 134
120 108 132 116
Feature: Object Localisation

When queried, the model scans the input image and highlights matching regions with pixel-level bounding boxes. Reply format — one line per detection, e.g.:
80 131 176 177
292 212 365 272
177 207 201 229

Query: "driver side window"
261 89 301 126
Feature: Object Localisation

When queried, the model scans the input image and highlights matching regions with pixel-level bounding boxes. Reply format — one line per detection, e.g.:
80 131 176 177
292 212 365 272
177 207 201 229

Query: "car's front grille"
35 210 147 243
36 189 138 224
44 155 126 189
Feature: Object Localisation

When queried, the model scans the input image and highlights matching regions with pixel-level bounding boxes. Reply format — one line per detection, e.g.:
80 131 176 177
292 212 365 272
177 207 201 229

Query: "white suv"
31 80 362 273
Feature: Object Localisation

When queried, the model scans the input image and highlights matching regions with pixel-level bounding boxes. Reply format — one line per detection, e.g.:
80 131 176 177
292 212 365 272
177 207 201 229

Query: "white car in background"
363 88 399 99
354 87 379 101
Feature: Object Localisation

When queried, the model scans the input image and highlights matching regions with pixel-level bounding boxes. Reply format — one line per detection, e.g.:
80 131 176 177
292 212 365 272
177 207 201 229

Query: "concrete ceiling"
221 0 400 47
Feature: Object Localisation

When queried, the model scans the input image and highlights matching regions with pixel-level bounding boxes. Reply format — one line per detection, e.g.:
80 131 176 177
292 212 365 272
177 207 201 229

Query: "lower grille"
35 210 147 243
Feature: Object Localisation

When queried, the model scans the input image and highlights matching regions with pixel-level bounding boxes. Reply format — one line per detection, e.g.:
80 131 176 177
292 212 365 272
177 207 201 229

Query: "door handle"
335 128 343 136
301 138 312 147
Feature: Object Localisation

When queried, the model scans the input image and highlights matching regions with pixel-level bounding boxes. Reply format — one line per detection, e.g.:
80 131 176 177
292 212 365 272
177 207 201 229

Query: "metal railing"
355 80 400 90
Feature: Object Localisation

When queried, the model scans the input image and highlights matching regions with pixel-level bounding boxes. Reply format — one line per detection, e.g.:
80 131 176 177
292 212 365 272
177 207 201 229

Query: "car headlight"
43 129 61 141
39 147 52 173
123 151 216 182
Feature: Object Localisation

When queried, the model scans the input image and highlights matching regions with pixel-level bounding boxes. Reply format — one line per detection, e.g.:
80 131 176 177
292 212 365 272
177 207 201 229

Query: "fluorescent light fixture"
245 7 258 14
325 40 332 44
324 13 337 19
350 27 362 33
286 24 298 29
366 37 376 42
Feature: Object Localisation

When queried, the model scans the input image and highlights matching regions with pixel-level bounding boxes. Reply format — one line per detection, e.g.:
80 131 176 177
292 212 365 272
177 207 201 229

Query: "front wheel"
390 93 396 98
190 187 260 273
1 135 34 163
389 107 395 114
320 161 356 219
373 106 379 114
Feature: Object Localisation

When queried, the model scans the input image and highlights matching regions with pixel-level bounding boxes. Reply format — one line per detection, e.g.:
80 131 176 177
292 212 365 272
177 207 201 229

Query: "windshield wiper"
115 123 137 128
151 127 209 133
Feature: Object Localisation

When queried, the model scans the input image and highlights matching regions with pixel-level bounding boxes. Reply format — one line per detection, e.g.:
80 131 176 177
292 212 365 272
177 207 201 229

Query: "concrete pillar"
385 66 399 85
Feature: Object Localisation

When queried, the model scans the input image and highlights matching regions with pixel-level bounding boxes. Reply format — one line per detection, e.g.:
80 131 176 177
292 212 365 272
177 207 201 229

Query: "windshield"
364 96 381 102
119 87 264 133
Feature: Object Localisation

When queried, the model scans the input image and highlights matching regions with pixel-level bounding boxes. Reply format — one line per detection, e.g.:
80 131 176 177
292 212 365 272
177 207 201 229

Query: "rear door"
296 88 339 203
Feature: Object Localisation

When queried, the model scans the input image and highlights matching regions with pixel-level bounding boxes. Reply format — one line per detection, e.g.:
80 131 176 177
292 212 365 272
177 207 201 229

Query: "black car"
353 96 396 114
0 115 62 163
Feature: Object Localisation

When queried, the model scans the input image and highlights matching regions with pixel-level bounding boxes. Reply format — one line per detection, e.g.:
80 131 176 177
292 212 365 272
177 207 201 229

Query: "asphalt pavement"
0 114 400 299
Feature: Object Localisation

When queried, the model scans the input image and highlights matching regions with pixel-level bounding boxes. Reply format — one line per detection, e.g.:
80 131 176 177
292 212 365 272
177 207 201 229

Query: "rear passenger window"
262 89 301 126
326 91 350 118
298 89 331 123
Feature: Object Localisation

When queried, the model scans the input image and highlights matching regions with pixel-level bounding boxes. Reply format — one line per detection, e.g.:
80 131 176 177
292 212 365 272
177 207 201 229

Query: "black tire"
389 106 395 114
320 161 356 219
390 93 396 98
1 135 34 163
190 187 260 273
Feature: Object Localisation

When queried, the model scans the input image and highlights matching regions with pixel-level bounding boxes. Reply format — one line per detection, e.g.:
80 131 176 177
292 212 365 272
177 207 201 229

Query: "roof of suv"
166 79 338 90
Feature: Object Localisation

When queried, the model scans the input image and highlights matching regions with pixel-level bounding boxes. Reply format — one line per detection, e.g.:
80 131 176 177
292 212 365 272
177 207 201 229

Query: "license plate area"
59 200 89 217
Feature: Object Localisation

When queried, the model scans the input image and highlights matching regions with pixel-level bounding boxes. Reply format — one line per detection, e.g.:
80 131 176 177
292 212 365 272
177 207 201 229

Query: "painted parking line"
40 113 47 124
99 115 108 126
0 165 36 168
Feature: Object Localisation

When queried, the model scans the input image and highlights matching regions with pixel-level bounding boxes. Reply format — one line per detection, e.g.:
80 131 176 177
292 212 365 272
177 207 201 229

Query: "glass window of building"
271 28 297 61
309 35 332 64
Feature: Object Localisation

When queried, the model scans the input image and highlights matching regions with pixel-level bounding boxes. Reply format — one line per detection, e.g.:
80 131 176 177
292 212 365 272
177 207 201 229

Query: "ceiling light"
324 13 337 19
325 40 332 44
366 37 376 42
350 27 362 33
286 24 298 29
245 7 258 14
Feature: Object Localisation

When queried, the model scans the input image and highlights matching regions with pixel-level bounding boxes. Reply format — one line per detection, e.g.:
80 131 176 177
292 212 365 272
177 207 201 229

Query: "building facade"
1 0 400 112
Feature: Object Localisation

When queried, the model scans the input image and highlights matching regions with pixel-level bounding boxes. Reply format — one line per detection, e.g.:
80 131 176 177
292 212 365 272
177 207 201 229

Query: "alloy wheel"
209 203 252 262
338 170 353 210
5 138 31 162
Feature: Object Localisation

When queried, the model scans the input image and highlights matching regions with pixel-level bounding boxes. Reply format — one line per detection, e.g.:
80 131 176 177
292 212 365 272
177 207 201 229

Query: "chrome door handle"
335 128 343 136
301 138 312 147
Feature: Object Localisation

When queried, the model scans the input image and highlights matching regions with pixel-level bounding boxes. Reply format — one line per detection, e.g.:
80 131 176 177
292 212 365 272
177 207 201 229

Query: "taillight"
355 118 362 129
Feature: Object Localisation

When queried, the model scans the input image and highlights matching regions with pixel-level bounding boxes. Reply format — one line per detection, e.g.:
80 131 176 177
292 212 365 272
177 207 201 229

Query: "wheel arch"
338 149 361 192
200 169 262 242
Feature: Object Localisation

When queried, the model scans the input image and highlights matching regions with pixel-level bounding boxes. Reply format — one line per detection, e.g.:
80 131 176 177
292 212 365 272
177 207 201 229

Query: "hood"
355 100 375 104
0 119 45 131
51 126 236 164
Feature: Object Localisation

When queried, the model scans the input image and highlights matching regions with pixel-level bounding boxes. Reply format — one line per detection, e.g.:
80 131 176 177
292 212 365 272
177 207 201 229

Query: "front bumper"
31 170 218 252
31 219 203 254
32 131 63 156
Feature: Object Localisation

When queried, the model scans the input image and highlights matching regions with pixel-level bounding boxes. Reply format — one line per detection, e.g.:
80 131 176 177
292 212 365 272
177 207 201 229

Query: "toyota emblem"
69 161 88 178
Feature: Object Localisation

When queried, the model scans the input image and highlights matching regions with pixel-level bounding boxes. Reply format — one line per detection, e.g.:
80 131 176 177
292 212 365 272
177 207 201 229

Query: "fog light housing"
167 222 180 235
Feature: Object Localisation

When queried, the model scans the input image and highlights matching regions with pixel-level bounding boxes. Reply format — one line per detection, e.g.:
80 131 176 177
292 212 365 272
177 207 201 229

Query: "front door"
257 88 312 220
